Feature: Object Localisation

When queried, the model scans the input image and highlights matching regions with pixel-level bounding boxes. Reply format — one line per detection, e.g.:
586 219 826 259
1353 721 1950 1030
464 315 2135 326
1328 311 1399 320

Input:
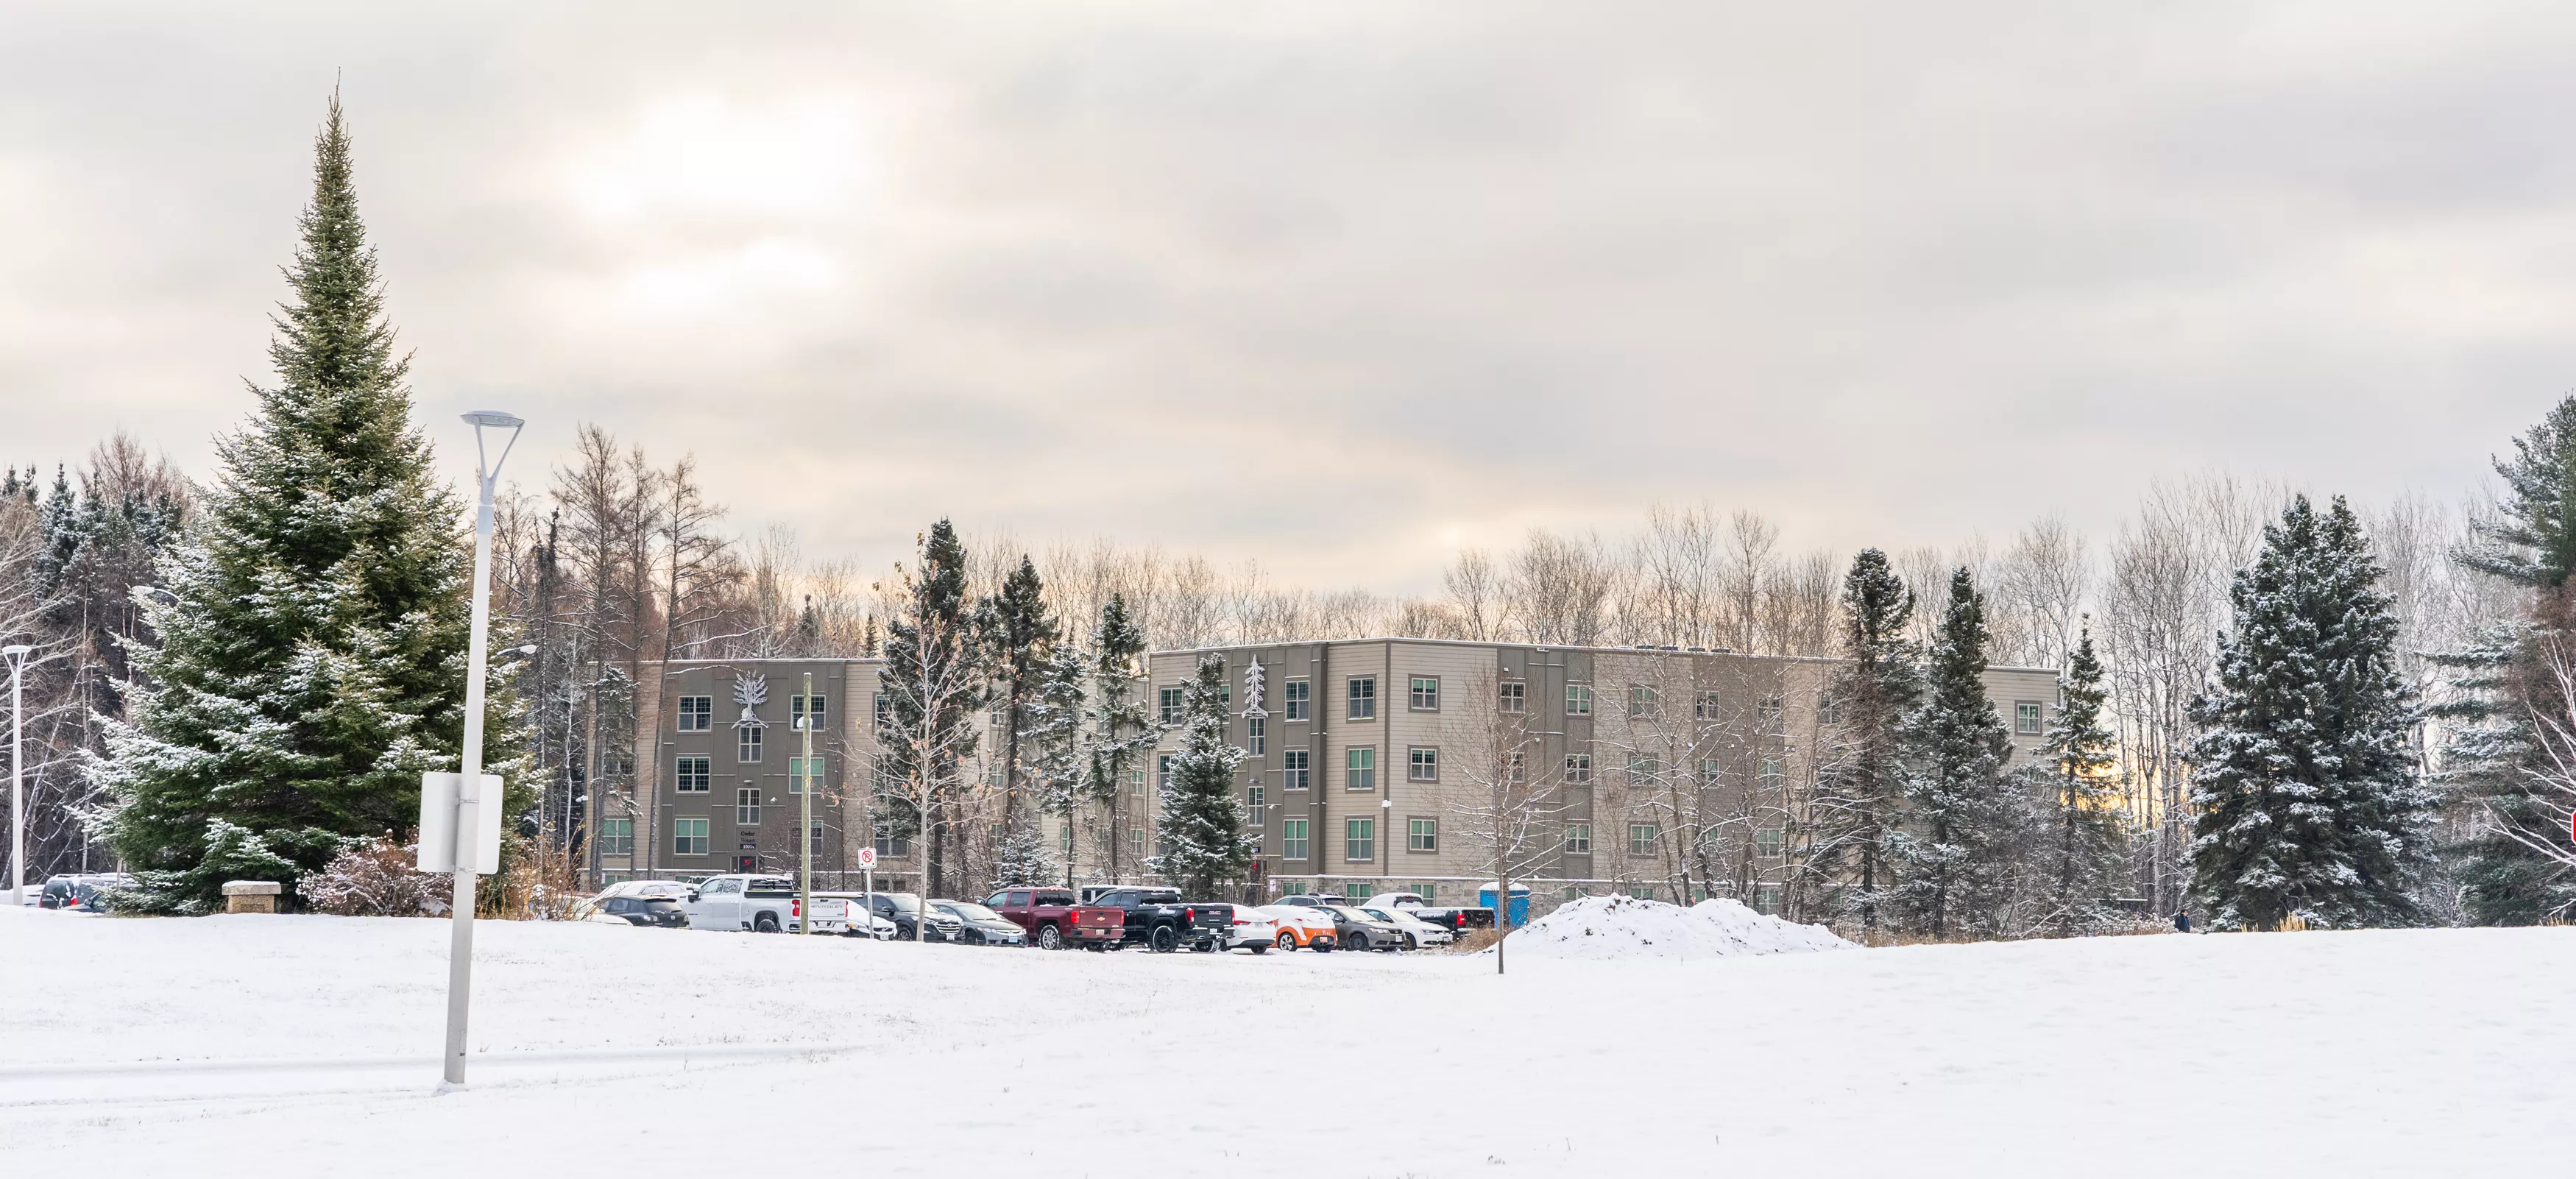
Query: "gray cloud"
4 1 2570 594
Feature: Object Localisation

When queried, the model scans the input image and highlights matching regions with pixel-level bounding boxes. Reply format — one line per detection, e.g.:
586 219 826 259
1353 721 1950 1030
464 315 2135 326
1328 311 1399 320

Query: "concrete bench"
222 880 283 914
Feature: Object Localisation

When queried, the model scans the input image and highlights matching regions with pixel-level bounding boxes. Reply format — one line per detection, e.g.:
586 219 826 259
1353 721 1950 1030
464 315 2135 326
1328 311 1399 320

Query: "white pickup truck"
684 874 850 934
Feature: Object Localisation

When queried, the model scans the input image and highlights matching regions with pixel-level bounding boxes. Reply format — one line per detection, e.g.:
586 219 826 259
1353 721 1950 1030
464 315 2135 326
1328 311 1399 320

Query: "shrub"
298 835 446 917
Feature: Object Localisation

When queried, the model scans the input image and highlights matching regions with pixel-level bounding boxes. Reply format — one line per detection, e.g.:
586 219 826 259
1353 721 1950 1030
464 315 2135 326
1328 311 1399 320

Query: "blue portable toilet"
1478 882 1532 927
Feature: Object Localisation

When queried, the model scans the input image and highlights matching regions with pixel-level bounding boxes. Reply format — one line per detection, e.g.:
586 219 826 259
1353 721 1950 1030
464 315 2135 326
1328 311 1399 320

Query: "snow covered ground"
1495 894 1854 960
2 903 2562 1177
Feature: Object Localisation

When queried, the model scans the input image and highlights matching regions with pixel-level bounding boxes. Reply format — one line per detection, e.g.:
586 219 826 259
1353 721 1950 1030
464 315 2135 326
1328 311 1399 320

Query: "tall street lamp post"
443 410 523 1088
5 643 30 907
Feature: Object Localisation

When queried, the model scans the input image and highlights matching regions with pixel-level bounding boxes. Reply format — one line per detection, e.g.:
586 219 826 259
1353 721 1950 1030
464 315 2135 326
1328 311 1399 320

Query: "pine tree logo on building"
1242 657 1267 718
734 673 768 728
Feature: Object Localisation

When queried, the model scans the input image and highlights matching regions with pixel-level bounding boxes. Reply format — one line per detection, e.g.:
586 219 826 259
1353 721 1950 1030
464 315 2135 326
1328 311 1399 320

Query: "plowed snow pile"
1494 894 1853 960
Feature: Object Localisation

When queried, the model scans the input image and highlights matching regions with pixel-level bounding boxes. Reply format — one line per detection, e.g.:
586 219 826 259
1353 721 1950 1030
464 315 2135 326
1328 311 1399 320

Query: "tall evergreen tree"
1022 640 1091 886
1150 654 1255 897
2438 393 2576 923
2028 623 2129 936
1891 567 2023 938
1088 594 1153 879
983 556 1058 890
877 520 986 902
97 94 494 914
1814 548 1919 930
2187 495 2432 930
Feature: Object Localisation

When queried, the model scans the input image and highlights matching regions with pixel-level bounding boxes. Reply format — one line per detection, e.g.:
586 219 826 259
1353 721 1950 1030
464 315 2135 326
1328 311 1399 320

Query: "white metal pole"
7 646 27 908
444 412 519 1089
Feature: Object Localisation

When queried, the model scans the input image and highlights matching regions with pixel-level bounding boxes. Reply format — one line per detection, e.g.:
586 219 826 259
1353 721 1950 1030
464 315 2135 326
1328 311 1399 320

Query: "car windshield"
1138 891 1181 904
1032 891 1075 906
639 899 680 910
1362 908 1398 921
941 902 1002 922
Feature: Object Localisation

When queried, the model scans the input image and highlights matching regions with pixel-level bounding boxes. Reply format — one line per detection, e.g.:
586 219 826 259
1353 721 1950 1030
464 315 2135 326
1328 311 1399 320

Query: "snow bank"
1493 894 1853 960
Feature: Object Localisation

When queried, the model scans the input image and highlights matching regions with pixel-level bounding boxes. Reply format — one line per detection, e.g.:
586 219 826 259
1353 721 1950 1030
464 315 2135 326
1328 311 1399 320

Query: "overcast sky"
3 2 2569 592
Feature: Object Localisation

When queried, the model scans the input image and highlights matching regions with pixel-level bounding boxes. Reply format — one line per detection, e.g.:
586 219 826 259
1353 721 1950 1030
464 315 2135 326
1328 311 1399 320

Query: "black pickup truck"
1089 886 1234 952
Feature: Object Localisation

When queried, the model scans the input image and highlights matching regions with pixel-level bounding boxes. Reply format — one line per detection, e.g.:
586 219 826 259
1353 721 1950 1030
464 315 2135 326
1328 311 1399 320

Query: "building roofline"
1143 634 2059 676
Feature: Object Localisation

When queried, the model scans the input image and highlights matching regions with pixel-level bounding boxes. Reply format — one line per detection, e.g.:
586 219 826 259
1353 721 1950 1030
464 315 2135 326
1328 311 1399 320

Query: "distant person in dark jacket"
2173 910 2191 932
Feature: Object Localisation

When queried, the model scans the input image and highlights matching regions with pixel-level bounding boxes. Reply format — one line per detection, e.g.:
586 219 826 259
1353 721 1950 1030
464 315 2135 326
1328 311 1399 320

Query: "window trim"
1281 818 1311 861
1284 679 1311 722
1281 748 1311 790
736 787 762 826
737 725 763 764
1564 752 1593 785
1498 680 1526 713
1565 683 1593 716
1345 746 1377 792
1344 816 1376 862
1347 676 1377 721
673 817 710 857
1406 816 1437 854
1407 746 1438 783
1565 823 1593 854
675 755 712 793
1408 676 1440 712
677 695 713 733
2014 700 2045 736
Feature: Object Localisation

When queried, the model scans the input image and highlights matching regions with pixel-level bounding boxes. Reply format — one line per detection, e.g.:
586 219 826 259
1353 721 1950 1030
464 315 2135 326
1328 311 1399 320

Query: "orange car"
1257 904 1339 951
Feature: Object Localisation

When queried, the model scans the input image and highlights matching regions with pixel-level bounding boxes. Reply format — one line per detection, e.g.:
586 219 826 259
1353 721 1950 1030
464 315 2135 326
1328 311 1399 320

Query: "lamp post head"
459 410 526 495
1 645 29 656
460 411 524 429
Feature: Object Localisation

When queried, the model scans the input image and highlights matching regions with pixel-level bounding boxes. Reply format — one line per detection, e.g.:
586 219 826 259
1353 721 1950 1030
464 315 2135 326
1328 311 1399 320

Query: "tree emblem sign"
733 673 768 728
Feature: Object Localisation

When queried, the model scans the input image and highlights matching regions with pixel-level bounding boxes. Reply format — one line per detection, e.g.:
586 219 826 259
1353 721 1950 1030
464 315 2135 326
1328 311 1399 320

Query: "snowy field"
1 904 2561 1178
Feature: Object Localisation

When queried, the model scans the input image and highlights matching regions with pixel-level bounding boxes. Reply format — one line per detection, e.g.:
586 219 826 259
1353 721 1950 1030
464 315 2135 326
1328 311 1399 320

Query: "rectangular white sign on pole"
417 772 505 875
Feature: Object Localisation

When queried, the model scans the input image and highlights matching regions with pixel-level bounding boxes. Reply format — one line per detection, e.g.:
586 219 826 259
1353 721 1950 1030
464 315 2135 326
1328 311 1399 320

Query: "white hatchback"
1359 904 1454 948
1221 906 1279 953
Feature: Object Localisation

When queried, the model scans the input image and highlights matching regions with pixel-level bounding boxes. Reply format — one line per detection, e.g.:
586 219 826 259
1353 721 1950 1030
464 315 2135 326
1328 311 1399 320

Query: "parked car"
683 875 851 934
1359 904 1454 949
1220 906 1278 953
1361 891 1494 933
861 892 964 942
580 893 690 928
929 899 1027 946
984 887 1126 951
1256 904 1339 952
1089 886 1231 952
598 879 694 902
1315 904 1407 951
38 873 135 912
1275 893 1351 908
812 893 901 939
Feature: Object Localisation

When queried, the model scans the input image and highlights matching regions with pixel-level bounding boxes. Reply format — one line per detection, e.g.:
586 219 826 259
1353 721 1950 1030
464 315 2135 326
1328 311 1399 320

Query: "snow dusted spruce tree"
1890 567 2026 938
877 520 988 906
2027 624 2129 936
1023 640 1091 886
1812 548 1920 932
99 94 518 914
2440 393 2576 923
1087 594 1153 879
2186 495 2434 931
1149 654 1255 899
983 556 1059 891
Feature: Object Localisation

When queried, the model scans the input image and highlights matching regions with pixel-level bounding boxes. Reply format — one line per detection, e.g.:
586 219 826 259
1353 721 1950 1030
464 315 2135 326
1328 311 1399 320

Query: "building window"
1564 753 1593 785
1756 828 1784 857
1347 676 1376 720
1416 882 1437 901
1408 746 1438 782
807 821 829 852
1247 716 1265 756
736 787 762 825
1755 884 1783 914
1345 817 1376 861
1284 679 1310 721
1758 694 1784 732
1628 882 1657 900
874 695 891 732
1346 747 1376 791
873 825 910 858
1408 818 1437 852
790 694 828 731
1283 749 1310 790
1130 768 1147 795
2015 701 2044 735
1248 782 1265 826
1699 757 1723 784
674 818 710 856
600 818 634 857
1508 751 1527 784
1498 681 1526 713
1818 691 1841 726
676 756 711 793
1157 754 1173 793
1409 676 1440 711
1694 690 1720 720
787 754 825 792
1159 687 1186 726
1565 824 1592 854
678 695 712 732
1281 818 1310 860
1060 822 1075 854
737 726 763 763
1630 823 1657 855
1628 685 1658 720
1758 757 1784 791
1130 828 1147 861
1626 756 1658 785
1565 684 1593 716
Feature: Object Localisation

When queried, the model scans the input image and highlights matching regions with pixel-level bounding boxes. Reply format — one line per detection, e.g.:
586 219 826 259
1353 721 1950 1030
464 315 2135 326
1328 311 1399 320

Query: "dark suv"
1090 887 1234 952
594 895 688 928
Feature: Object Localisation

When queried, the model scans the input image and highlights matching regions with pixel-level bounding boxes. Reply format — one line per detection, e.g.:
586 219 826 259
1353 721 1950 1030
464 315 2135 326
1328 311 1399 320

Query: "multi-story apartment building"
620 642 2060 920
1126 639 2060 918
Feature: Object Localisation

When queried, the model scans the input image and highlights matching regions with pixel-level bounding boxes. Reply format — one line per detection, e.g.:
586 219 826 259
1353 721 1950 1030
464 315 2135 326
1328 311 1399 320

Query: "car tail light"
1183 907 1195 924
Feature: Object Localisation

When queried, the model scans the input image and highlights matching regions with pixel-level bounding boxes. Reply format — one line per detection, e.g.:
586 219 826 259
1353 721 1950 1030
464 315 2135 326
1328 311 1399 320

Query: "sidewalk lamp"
6 643 29 907
435 409 523 1089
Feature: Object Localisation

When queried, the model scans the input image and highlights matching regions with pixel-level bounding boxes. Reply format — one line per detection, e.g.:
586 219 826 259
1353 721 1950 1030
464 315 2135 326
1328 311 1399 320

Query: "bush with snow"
1492 894 1853 961
297 836 447 917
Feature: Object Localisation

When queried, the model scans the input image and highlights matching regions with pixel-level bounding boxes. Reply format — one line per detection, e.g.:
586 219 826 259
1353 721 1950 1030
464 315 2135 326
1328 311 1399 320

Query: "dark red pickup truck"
985 887 1127 951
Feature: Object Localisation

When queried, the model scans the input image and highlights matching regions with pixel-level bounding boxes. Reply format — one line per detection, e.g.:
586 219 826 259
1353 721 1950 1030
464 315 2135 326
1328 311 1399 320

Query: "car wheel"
1276 931 1298 952
754 914 780 933
1402 933 1418 950
1149 925 1178 953
1038 924 1064 951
